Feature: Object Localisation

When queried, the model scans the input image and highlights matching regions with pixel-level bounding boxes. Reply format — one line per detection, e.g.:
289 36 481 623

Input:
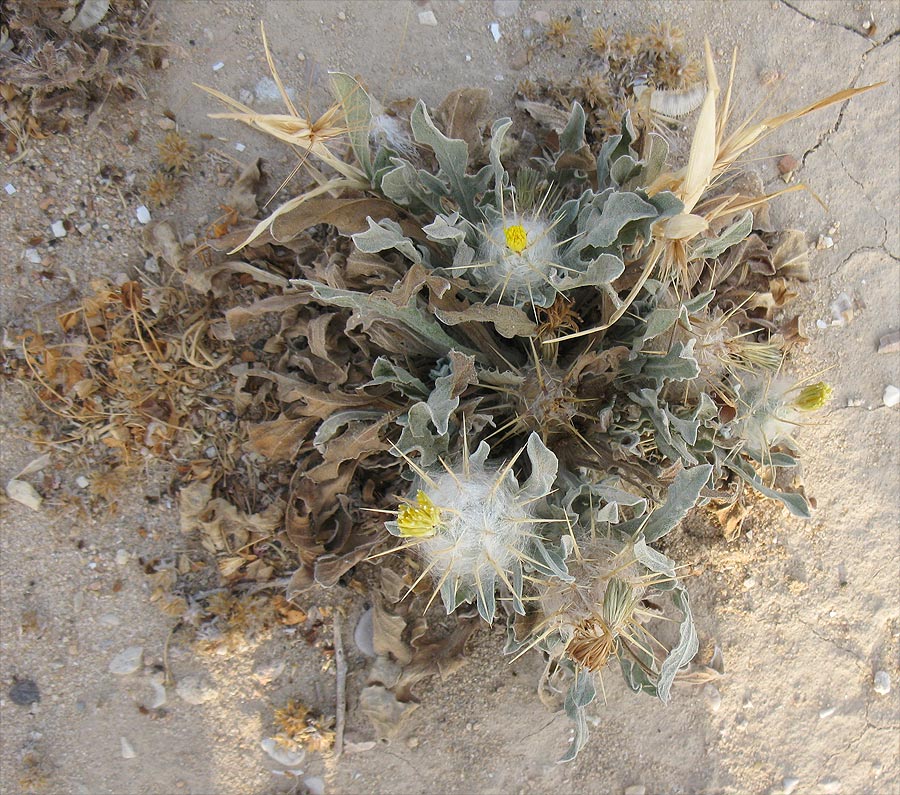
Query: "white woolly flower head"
470 213 561 307
386 433 565 623
727 375 832 454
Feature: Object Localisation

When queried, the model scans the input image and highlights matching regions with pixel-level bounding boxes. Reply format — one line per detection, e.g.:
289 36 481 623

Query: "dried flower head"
274 699 336 754
157 131 194 171
143 171 180 206
547 16 574 49
589 26 611 56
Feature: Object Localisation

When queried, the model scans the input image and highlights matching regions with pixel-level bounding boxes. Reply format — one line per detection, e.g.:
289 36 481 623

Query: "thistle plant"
199 25 877 761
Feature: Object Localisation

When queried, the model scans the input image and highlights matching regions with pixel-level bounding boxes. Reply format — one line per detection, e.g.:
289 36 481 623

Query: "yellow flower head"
396 490 442 537
504 223 528 254
792 381 832 411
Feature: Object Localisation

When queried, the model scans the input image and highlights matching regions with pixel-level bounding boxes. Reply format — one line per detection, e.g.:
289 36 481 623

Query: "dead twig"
333 610 347 758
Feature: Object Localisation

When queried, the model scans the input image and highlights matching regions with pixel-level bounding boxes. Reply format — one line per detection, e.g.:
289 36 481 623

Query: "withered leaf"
372 600 412 665
358 685 419 741
434 302 536 339
245 415 318 462
227 158 261 218
393 616 478 702
516 100 572 133
771 229 810 281
270 197 418 242
436 87 491 157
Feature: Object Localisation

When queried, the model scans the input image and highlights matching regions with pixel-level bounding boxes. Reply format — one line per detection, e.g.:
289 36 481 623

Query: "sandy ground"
1 1 898 794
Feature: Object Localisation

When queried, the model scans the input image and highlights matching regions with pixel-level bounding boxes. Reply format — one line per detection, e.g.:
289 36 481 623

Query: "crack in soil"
813 244 900 282
778 1 900 44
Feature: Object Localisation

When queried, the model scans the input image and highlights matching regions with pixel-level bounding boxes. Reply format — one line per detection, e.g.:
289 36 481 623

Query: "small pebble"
846 397 864 407
406 736 420 749
120 736 136 759
819 706 836 719
143 256 159 274
625 786 647 795
76 222 92 236
816 319 828 329
873 670 891 695
882 385 899 408
235 142 246 152
878 331 900 354
703 683 722 712
212 61 225 72
25 249 42 264
4 183 16 195
108 646 143 675
176 674 218 705
782 777 800 795
135 205 151 224
820 777 841 794
490 21 502 42
51 220 67 238
156 117 176 130
337 10 346 21
99 614 121 627
9 679 40 706
115 549 129 566
743 576 756 589
417 9 437 25
817 235 834 249
777 155 799 175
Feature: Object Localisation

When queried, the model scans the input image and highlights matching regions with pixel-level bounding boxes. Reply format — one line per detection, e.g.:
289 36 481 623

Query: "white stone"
873 670 891 695
115 549 129 566
51 220 67 238
820 777 841 794
235 142 246 152
25 249 42 264
108 646 143 675
818 706 836 719
417 9 437 25
782 777 800 795
76 223 92 235
304 776 325 795
120 736 136 759
703 683 722 712
624 787 647 795
146 672 167 709
176 674 218 705
260 737 305 767
135 205 151 224
4 183 16 195
212 61 225 71
489 21 502 42
882 385 900 408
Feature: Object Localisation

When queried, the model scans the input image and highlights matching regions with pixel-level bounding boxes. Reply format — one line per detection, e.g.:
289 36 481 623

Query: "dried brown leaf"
436 87 491 157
